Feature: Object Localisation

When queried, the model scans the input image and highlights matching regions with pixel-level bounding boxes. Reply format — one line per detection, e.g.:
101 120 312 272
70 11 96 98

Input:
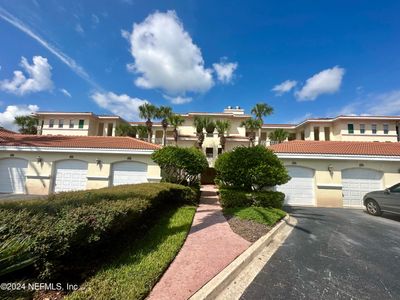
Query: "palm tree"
138 103 158 143
14 115 38 134
168 114 185 146
241 118 262 147
136 125 148 140
204 117 215 135
115 123 137 137
157 106 172 146
215 120 231 151
193 116 206 149
251 103 274 145
268 129 289 144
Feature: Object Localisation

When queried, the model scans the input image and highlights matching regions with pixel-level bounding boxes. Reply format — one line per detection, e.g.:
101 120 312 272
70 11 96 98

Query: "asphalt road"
241 207 400 300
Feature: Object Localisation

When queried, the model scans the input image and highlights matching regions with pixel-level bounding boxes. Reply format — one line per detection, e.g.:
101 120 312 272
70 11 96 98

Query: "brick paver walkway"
148 185 251 300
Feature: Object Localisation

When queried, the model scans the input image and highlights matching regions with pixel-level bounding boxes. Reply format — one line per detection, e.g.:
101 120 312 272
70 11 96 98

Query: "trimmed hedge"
219 188 285 209
0 183 197 280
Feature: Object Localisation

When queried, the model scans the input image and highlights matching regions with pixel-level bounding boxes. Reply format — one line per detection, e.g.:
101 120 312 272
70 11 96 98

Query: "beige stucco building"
0 128 161 195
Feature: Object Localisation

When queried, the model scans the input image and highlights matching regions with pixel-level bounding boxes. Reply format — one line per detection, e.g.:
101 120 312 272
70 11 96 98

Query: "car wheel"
365 198 382 216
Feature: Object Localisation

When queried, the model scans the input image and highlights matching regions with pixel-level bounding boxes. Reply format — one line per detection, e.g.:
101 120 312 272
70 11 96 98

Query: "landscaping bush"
0 183 197 280
151 146 208 186
215 146 290 191
219 188 285 209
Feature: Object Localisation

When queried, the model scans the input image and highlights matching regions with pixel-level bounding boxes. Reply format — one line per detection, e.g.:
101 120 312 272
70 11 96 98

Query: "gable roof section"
269 140 400 157
0 132 160 151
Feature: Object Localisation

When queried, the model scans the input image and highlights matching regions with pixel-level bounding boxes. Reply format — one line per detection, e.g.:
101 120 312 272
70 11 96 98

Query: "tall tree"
157 106 173 146
240 118 262 147
138 103 158 143
268 129 289 144
168 114 185 146
251 103 274 145
215 120 231 151
14 115 38 134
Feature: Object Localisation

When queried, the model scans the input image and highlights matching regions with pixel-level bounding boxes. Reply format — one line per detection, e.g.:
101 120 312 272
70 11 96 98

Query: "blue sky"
1 0 400 129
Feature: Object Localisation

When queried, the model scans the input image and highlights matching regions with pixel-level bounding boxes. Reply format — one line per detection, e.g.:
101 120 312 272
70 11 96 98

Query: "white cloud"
296 66 345 101
126 10 214 95
163 95 192 104
0 104 39 131
366 90 400 115
91 91 148 120
213 60 238 84
0 7 100 89
121 29 130 40
60 88 71 97
0 56 53 95
75 23 84 35
272 80 297 96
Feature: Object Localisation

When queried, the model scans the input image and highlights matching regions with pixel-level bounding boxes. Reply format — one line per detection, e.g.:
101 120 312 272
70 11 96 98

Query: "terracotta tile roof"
269 140 400 156
0 127 17 136
0 132 160 150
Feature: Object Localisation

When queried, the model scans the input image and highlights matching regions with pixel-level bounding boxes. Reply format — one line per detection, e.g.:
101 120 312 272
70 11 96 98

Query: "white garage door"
53 160 88 193
112 161 148 186
342 168 383 207
277 166 315 206
0 158 28 194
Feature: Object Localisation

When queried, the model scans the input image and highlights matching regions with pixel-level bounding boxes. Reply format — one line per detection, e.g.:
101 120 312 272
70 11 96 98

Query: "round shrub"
215 146 290 191
151 146 208 186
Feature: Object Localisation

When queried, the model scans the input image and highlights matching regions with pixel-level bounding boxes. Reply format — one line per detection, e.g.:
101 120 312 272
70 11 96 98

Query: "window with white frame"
360 124 365 134
383 124 389 134
49 119 54 128
58 119 64 128
69 120 74 128
371 124 377 134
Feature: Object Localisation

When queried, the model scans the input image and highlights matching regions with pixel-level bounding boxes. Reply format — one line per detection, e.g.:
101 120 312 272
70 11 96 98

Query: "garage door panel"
276 166 315 206
54 160 88 193
112 161 148 186
0 158 28 194
342 168 383 207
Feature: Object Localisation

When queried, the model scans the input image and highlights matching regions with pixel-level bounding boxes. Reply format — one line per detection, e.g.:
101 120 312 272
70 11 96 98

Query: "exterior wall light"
96 158 102 166
36 156 43 163
328 164 334 176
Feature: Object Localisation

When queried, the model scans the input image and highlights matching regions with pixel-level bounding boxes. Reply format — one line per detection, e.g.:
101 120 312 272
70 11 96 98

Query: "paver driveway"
241 207 400 300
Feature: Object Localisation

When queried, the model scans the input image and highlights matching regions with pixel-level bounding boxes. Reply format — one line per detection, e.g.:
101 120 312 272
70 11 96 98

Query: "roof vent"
235 105 241 109
227 105 232 109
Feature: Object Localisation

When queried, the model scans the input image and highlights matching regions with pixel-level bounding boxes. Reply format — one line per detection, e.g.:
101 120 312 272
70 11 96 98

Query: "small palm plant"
0 234 37 276
215 120 231 151
268 129 289 144
136 125 148 140
157 106 173 146
138 103 158 143
251 103 273 145
168 114 185 146
241 118 262 147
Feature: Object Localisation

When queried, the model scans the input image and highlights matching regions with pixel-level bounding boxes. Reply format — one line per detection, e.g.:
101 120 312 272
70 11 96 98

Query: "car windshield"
389 183 400 193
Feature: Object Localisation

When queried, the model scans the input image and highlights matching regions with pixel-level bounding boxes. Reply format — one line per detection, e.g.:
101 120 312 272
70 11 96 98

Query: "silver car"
364 183 400 216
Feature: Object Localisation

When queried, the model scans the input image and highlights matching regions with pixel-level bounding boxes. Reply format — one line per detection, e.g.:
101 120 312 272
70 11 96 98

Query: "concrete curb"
190 214 292 300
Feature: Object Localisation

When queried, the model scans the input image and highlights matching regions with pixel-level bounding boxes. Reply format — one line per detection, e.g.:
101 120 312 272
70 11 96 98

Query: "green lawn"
223 206 286 226
66 205 196 300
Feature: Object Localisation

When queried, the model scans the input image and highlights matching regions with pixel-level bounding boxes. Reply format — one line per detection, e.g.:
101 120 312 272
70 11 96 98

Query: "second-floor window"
79 119 85 128
49 119 54 128
360 124 365 134
347 124 354 134
372 124 377 134
58 119 64 128
206 147 213 158
383 124 389 134
69 120 74 128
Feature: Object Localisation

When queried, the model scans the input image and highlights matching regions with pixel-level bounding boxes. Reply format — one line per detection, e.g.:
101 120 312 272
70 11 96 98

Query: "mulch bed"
224 215 270 243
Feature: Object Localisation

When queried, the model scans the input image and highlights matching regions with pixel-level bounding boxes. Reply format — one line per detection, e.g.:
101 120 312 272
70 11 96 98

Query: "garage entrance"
53 160 88 193
342 168 383 207
277 166 315 206
111 161 148 186
0 158 28 194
